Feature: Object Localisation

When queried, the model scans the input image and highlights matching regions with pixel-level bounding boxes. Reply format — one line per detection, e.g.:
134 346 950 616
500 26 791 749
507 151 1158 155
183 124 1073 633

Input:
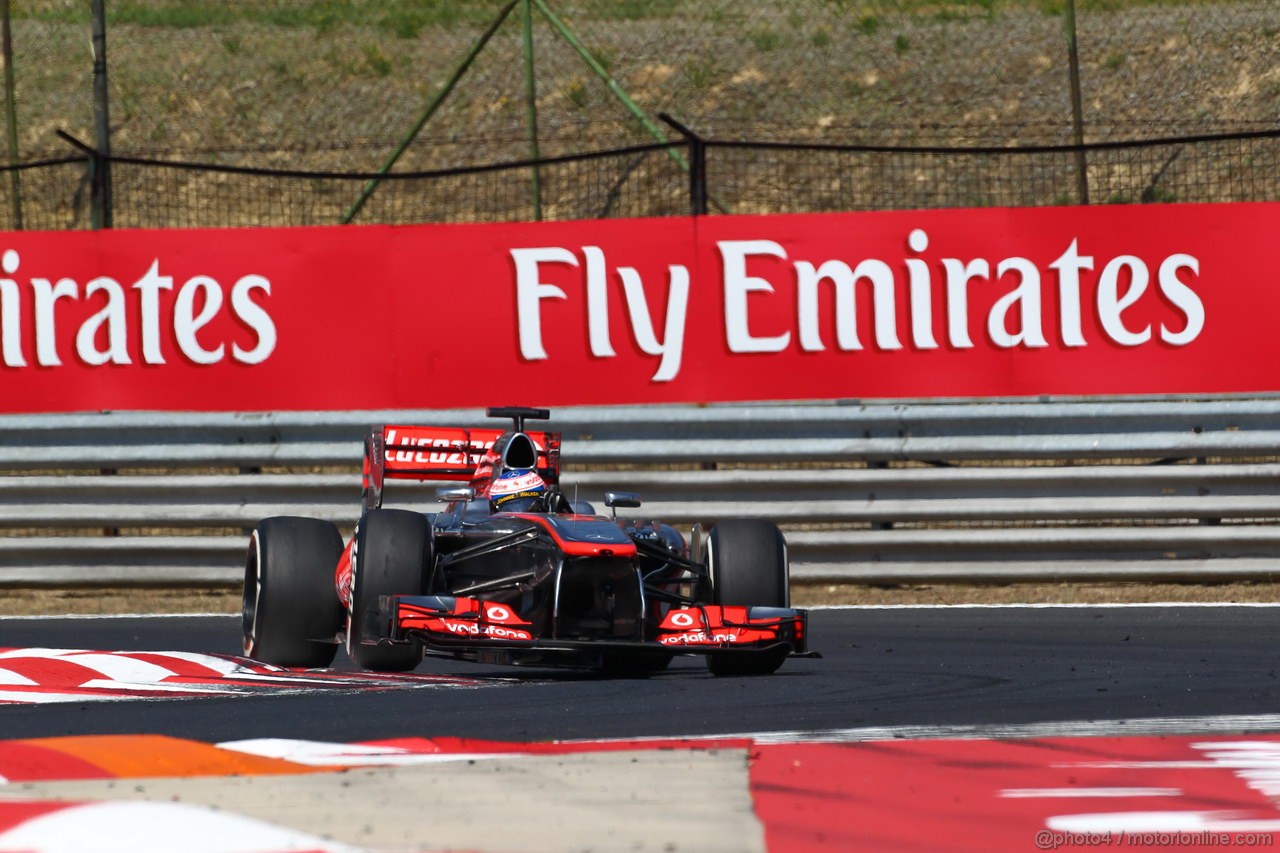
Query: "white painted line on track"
1049 811 1280 834
14 650 176 683
566 713 1280 747
76 680 239 695
218 738 517 766
999 787 1183 798
0 689 134 704
0 799 360 853
0 669 36 686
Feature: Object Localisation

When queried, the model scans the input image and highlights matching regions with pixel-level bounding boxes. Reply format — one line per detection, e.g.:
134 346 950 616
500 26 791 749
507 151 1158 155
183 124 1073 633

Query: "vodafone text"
0 251 276 368
439 620 532 641
512 232 1203 382
660 631 741 646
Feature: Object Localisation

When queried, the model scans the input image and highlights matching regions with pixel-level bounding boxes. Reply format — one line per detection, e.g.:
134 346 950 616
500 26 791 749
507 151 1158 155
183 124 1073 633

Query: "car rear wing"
362 425 561 511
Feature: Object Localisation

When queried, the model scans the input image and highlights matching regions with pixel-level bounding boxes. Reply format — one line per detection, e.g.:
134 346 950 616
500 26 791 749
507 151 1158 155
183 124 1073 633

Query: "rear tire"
347 509 431 672
242 516 344 668
705 518 790 677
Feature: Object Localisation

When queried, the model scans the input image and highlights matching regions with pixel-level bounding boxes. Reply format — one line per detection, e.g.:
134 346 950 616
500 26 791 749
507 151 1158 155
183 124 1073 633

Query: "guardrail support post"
1 0 22 230
55 130 108 228
658 113 707 216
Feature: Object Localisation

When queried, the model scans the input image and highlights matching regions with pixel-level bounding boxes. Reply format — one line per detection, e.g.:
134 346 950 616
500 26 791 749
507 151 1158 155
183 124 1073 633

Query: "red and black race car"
242 407 812 677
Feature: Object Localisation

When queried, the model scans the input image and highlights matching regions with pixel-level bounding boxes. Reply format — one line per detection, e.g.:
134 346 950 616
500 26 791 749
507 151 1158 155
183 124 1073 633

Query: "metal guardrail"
2 399 1279 586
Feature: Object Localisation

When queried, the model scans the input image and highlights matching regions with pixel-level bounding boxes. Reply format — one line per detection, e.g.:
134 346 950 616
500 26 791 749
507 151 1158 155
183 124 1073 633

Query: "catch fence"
0 0 1273 229
4 128 1280 231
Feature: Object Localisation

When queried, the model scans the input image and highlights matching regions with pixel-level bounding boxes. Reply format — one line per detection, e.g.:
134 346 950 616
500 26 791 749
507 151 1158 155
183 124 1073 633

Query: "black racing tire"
705 518 790 677
242 516 345 668
346 508 431 672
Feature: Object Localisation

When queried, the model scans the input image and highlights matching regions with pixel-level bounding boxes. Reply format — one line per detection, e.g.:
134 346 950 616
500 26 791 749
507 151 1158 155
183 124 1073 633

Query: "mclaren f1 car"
241 407 812 677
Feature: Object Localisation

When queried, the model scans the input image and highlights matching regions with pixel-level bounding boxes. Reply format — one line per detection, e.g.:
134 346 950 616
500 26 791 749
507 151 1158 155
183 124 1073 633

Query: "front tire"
347 509 432 672
242 516 344 668
705 518 790 677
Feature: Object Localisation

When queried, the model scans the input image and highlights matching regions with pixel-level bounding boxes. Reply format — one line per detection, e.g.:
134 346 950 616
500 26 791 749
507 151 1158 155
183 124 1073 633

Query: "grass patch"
750 27 782 51
593 0 680 21
1041 0 1245 12
21 0 488 33
683 56 720 90
362 44 393 77
563 80 589 111
108 2 238 28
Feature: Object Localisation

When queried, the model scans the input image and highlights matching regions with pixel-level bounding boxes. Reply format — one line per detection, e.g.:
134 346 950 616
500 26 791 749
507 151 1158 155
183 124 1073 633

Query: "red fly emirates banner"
0 202 1271 412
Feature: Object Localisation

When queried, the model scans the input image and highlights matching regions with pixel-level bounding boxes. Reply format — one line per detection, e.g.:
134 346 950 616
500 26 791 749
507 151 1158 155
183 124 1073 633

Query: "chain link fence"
709 131 1280 213
0 0 1274 228
99 143 689 228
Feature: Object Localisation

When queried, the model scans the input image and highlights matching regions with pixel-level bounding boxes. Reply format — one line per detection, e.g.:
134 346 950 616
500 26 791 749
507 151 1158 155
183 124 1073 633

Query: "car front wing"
370 594 810 664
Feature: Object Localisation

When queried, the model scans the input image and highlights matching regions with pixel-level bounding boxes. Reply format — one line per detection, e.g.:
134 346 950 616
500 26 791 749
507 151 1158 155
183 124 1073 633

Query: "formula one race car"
241 407 811 677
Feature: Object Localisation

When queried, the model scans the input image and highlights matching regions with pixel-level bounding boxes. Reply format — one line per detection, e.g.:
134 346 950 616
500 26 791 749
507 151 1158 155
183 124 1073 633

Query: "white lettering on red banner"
511 245 689 382
723 233 1202 352
0 250 275 369
510 230 1202 383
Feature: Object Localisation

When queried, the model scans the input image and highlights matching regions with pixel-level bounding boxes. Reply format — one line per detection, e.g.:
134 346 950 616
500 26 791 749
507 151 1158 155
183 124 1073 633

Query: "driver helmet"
489 469 547 513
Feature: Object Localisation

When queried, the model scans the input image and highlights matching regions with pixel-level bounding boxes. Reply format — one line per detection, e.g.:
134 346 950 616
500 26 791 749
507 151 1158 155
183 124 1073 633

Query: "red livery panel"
398 598 535 642
656 606 789 646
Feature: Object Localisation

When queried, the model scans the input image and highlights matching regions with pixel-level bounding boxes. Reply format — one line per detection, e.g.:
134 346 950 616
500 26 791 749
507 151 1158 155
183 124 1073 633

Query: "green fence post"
522 0 542 221
532 1 685 165
341 0 519 225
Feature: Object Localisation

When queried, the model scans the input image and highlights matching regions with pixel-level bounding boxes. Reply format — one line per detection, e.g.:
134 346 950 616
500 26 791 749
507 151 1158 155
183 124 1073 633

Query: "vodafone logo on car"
0 250 276 368
667 611 700 629
481 603 530 625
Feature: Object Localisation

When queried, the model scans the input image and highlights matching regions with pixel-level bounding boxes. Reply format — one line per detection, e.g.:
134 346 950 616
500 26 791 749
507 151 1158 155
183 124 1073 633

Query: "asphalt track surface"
2 605 1278 741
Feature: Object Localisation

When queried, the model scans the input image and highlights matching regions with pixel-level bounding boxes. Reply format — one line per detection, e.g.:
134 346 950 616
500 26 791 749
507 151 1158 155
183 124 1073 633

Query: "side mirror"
604 491 641 520
437 486 476 503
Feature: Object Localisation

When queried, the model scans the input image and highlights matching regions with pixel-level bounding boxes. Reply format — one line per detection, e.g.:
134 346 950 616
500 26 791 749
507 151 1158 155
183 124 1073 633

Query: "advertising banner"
0 202 1272 412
